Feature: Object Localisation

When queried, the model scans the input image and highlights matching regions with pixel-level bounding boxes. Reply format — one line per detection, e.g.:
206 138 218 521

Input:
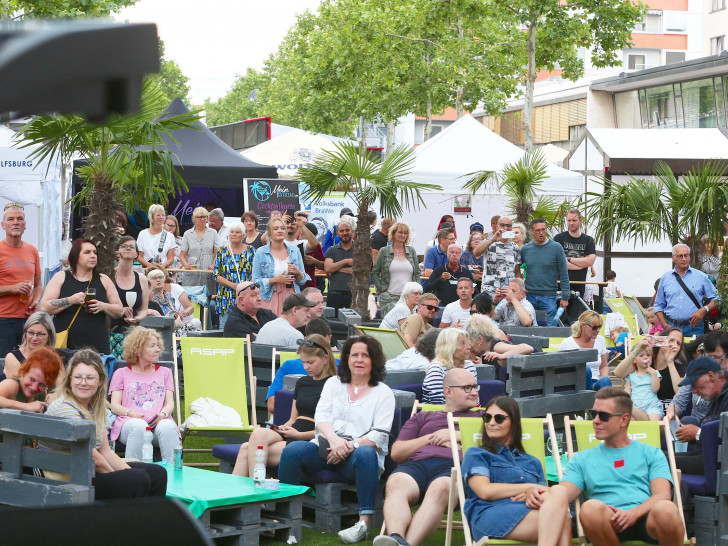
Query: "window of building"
638 89 649 129
715 77 726 127
615 91 642 128
712 0 726 11
628 55 646 70
674 83 685 128
646 85 677 128
682 79 717 128
665 51 686 65
712 36 725 55
569 124 585 144
664 12 686 31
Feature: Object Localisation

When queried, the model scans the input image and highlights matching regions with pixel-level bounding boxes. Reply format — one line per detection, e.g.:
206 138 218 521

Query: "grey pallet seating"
506 349 597 418
501 326 573 338
507 334 548 351
0 409 95 506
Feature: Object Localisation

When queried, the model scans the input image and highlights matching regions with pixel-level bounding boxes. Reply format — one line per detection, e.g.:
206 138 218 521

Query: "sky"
116 0 322 105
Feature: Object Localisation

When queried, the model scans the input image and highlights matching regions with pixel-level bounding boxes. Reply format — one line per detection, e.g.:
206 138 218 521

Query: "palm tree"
17 80 198 275
463 150 569 229
582 160 728 268
298 143 441 317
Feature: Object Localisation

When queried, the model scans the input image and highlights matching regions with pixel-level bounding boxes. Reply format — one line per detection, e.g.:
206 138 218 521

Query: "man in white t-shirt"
493 277 536 327
440 277 474 328
255 293 316 346
209 208 229 247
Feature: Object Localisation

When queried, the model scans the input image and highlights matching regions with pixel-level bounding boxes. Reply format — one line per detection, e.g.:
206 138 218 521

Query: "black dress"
53 272 111 354
110 271 143 334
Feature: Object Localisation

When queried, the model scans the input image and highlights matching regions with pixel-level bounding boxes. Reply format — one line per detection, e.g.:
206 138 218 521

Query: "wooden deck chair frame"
173 334 257 467
563 416 692 545
445 412 562 546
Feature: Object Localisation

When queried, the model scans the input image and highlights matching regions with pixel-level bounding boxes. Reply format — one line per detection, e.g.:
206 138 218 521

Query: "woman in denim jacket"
252 217 309 316
461 396 572 544
372 222 420 317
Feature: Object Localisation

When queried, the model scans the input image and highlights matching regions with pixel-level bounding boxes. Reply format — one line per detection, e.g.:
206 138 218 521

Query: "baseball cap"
678 356 722 386
282 293 317 312
340 207 353 217
469 222 485 233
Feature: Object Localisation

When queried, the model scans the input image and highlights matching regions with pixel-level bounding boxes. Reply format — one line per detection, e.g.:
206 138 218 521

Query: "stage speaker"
0 497 212 546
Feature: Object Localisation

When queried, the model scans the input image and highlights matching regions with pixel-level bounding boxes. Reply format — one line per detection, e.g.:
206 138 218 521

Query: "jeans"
327 291 352 312
0 317 25 357
588 376 613 391
119 418 179 463
278 440 379 515
668 321 705 339
526 294 558 326
218 313 229 330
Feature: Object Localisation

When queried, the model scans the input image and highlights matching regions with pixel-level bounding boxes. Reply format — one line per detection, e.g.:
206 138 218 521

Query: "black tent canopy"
156 98 278 186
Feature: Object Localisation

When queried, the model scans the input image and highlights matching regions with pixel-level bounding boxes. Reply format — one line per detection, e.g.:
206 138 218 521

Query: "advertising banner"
244 178 300 231
298 184 360 247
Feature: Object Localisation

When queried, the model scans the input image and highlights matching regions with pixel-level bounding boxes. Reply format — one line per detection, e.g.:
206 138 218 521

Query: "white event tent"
0 125 63 280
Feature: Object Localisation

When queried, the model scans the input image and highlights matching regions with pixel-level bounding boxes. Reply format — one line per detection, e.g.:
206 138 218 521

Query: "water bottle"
254 445 266 487
142 426 154 463
670 419 688 453
554 306 565 325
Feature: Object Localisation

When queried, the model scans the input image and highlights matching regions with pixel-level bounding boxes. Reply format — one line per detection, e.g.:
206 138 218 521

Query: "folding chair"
564 417 693 545
445 413 561 546
175 335 257 467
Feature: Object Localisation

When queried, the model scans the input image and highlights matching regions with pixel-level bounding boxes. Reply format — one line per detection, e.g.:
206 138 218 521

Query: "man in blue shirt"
529 387 684 545
654 244 717 338
422 228 456 278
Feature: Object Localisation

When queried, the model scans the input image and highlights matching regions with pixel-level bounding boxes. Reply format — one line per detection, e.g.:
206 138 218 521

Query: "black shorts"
615 515 658 544
391 458 453 501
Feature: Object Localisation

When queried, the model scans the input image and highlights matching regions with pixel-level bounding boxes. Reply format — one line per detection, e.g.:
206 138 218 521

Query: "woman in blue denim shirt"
461 396 571 544
252 218 309 316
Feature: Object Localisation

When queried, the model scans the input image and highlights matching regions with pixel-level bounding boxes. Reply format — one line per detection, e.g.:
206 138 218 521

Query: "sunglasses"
483 413 509 424
451 384 480 393
236 283 260 296
498 223 513 229
423 304 439 311
4 202 24 210
298 338 330 352
587 324 602 332
588 409 625 421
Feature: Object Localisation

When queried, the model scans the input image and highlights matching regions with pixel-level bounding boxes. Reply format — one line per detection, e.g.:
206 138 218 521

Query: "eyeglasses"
483 413 509 424
26 330 48 338
423 304 439 311
498 223 512 228
195 215 208 219
674 254 690 259
587 324 602 332
450 384 480 393
119 244 136 250
588 409 625 421
4 202 24 210
298 338 330 352
236 283 260 296
72 375 98 384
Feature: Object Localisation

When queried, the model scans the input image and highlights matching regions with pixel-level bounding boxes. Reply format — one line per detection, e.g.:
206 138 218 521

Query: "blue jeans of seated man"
278 440 379 515
588 376 612 391
526 294 558 326
669 321 704 339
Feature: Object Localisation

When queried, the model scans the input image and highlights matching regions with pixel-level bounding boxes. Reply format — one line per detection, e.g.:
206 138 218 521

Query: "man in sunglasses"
471 215 522 297
542 387 684 545
0 203 42 356
375 368 482 546
401 293 440 347
223 281 277 340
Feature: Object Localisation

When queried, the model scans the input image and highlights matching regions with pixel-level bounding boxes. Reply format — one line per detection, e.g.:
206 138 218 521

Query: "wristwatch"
695 429 701 442
352 441 360 449
704 306 710 314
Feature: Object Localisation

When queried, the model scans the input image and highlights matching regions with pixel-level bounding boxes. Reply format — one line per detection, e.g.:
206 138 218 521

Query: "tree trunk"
386 120 395 158
359 116 367 154
350 203 373 319
82 173 122 276
522 20 537 153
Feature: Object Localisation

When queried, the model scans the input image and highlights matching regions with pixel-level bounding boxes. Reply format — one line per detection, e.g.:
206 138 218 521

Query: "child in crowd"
603 270 621 298
624 343 664 421
646 306 664 335
607 325 630 360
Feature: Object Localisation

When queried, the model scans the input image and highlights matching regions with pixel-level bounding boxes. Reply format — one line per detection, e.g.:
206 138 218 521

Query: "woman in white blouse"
136 204 176 269
379 282 422 330
278 335 395 544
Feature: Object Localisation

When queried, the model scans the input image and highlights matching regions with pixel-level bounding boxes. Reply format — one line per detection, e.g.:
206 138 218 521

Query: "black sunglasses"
236 283 260 296
298 338 330 352
423 304 439 311
587 324 602 332
588 409 625 421
483 413 509 424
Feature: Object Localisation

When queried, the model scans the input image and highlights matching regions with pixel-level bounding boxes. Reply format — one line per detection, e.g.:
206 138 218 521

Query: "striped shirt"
422 360 477 405
39 396 104 451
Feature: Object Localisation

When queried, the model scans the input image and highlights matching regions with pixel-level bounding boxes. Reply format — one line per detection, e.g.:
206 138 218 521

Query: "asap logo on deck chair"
189 347 235 357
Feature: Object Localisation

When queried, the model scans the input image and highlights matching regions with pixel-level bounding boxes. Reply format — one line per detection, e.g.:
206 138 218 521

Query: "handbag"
317 428 393 462
55 274 93 349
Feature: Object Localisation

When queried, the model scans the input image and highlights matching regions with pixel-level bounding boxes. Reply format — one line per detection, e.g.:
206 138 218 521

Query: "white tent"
242 128 348 178
0 125 63 280
409 114 583 195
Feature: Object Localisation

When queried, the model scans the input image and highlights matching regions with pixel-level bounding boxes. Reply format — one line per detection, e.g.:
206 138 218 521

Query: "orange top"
0 240 41 318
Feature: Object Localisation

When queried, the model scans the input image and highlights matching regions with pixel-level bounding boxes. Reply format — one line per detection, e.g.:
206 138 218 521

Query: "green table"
545 454 568 483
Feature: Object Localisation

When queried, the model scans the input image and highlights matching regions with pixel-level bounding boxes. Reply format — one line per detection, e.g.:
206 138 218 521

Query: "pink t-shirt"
109 365 175 441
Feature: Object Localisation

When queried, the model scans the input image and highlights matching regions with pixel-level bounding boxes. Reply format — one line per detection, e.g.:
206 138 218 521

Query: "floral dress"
214 245 254 317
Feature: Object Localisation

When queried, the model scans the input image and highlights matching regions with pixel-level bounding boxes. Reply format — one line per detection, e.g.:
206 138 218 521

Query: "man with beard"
324 221 354 312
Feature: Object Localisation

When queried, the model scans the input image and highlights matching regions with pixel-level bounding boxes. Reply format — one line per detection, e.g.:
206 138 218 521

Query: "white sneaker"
372 535 402 546
338 520 368 544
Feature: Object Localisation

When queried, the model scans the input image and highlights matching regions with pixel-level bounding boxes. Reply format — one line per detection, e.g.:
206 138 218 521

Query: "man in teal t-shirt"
528 388 684 545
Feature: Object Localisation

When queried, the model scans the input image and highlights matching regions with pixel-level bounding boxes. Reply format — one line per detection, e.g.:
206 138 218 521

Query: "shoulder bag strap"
671 271 702 310
67 274 93 331
157 229 168 255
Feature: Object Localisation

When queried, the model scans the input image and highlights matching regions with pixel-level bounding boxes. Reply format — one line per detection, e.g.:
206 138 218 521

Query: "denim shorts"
392 457 453 500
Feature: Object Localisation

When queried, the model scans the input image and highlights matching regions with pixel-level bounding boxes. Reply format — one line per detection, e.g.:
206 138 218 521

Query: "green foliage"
204 68 270 126
145 41 191 106
3 0 137 18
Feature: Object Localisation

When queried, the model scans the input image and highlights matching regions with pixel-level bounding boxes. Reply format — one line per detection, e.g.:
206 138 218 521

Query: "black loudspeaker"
0 498 213 546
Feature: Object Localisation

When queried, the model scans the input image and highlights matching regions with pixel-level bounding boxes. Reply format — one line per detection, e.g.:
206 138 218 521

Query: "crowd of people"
0 198 726 545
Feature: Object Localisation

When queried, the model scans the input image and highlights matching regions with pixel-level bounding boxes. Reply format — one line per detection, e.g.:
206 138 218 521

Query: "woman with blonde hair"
137 204 176 268
232 334 337 476
42 349 167 499
179 206 219 292
372 221 421 316
251 217 308 316
558 310 611 390
422 328 476 404
3 312 57 380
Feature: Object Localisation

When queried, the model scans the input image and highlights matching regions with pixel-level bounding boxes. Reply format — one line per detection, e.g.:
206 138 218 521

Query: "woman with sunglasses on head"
252 217 308 317
179 206 219 293
279 335 395 544
41 239 124 355
40 349 167 499
232 334 337 477
146 266 200 331
461 396 571 545
0 346 62 413
3 312 58 380
137 204 176 269
558 310 611 391
214 222 254 330
109 236 150 359
422 328 477 405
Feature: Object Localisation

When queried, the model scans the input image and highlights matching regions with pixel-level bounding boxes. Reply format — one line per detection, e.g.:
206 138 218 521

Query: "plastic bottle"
142 426 154 463
254 445 266 487
554 306 565 325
